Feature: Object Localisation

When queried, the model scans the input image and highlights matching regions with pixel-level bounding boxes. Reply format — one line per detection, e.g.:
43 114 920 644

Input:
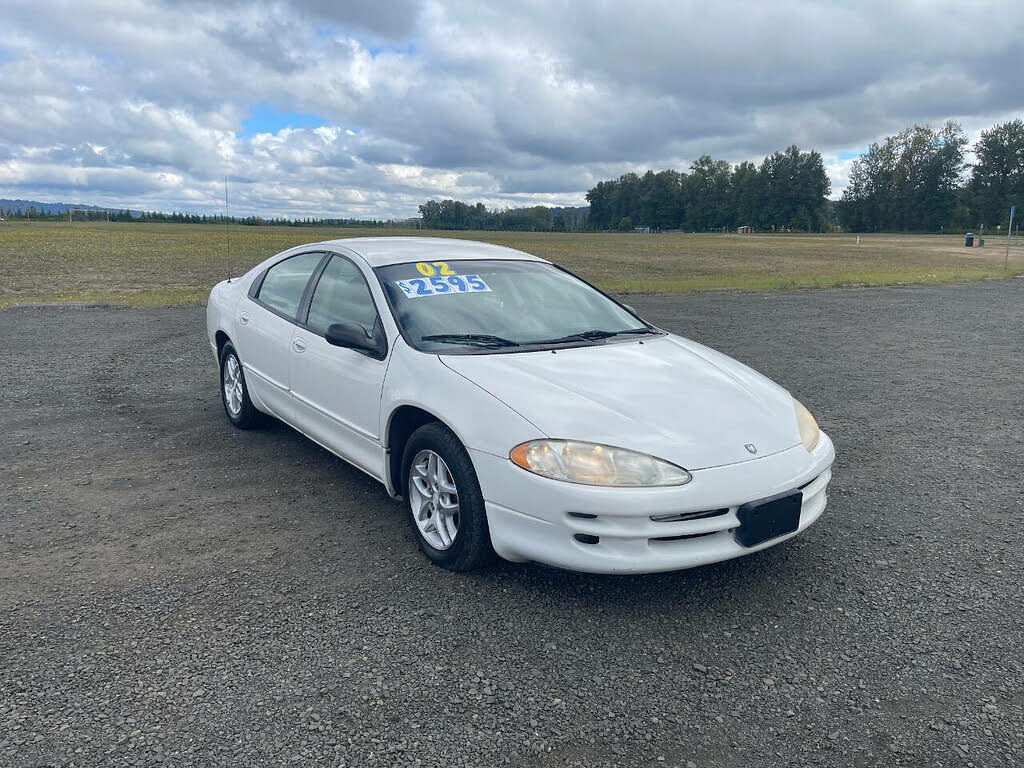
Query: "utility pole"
224 176 231 278
1006 205 1015 270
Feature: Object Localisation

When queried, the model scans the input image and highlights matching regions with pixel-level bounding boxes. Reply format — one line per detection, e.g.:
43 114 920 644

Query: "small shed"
737 225 754 234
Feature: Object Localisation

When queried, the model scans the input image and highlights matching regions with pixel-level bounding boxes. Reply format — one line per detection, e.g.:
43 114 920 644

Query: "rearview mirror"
325 321 387 359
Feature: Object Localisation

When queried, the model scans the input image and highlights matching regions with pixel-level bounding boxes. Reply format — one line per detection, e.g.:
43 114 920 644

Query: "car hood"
439 334 801 470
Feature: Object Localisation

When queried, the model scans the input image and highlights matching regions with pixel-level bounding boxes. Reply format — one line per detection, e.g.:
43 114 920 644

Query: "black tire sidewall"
401 422 493 571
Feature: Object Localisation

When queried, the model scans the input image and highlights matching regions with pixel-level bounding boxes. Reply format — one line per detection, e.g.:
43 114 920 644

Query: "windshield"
375 259 657 353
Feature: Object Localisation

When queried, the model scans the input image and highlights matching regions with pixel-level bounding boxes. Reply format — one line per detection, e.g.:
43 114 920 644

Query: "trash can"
964 232 974 247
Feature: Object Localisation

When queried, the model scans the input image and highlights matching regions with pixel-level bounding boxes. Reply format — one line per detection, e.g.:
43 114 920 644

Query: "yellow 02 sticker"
415 261 456 276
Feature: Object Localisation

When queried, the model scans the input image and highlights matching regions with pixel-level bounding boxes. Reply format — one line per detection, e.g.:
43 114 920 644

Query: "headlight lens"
509 440 692 487
794 399 820 452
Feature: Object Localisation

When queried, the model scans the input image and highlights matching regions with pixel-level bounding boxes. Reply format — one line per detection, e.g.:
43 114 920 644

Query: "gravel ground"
2 279 1022 767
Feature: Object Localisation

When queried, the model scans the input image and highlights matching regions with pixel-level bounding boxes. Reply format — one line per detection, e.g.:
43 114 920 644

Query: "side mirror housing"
325 321 387 359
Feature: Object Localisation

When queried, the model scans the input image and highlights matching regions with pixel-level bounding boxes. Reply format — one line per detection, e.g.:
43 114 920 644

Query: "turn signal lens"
794 399 820 452
509 440 692 487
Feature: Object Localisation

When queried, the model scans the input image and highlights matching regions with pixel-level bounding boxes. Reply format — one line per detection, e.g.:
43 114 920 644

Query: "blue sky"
368 43 417 58
239 103 328 138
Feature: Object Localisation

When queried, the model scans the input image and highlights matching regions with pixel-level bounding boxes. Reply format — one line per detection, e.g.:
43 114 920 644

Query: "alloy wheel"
409 449 460 550
223 354 243 417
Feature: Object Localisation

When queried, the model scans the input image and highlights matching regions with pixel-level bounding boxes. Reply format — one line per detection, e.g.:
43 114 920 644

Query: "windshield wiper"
531 327 655 345
420 333 520 348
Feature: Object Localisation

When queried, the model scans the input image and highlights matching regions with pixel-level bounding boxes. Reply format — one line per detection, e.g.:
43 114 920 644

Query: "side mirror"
325 321 387 359
622 303 638 315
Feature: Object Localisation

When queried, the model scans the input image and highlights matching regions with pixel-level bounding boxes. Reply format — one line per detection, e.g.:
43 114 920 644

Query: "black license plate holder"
734 490 802 548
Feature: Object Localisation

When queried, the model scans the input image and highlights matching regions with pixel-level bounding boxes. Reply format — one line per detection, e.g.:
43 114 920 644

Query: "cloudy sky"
1 0 1022 219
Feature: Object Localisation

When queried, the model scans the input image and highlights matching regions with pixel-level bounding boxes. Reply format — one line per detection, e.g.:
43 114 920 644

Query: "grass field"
1 221 1022 308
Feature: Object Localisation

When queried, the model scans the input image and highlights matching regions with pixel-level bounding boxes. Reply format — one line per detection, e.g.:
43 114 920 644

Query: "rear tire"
219 343 262 429
401 422 495 571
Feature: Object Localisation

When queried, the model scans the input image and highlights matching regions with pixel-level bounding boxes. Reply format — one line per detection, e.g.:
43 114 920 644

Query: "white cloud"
0 0 1021 217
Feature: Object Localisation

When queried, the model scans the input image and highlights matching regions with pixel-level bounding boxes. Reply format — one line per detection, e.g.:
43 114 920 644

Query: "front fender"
381 341 546 493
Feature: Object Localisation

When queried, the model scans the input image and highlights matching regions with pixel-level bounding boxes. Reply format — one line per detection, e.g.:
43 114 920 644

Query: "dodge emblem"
745 443 757 454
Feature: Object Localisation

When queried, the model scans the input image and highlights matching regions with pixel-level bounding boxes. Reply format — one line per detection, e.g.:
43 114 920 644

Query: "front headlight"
509 440 692 487
794 399 820 452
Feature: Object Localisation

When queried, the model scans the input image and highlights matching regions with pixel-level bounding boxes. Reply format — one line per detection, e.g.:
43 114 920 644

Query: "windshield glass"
375 259 656 353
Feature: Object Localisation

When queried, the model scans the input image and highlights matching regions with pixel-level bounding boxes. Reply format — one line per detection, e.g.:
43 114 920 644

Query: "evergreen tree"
838 122 966 231
969 119 1024 229
684 156 732 230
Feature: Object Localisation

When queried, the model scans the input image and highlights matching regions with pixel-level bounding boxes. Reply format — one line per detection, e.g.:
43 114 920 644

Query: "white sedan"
206 237 835 574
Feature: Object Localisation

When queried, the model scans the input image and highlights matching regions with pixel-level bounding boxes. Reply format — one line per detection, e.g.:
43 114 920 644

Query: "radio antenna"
224 175 231 279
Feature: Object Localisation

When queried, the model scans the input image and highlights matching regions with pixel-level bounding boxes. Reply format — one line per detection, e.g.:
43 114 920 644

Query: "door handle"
239 312 250 325
292 338 307 353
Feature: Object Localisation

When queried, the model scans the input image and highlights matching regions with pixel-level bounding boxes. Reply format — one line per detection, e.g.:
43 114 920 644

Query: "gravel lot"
2 279 1022 767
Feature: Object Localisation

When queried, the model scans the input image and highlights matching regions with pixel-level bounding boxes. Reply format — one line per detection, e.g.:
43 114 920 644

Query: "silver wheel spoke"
412 475 432 499
415 501 431 522
435 509 451 547
436 471 456 494
444 512 456 548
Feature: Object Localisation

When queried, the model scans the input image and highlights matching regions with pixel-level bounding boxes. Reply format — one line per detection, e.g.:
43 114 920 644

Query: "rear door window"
255 252 323 319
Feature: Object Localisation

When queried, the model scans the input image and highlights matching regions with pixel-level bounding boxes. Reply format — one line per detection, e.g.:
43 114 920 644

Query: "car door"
289 253 390 480
234 251 325 421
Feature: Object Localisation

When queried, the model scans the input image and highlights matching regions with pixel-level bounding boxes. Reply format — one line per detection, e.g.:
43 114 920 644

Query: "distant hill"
0 198 140 216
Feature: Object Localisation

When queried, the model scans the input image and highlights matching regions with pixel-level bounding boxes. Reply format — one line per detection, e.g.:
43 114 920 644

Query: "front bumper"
469 432 835 574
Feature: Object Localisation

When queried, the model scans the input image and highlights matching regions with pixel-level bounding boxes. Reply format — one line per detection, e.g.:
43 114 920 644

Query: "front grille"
650 508 728 523
650 531 717 543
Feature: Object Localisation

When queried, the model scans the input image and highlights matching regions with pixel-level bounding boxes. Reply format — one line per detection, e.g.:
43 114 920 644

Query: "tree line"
838 119 1023 232
417 147 832 233
0 205 407 228
586 146 831 232
419 118 1023 234
126 211 400 227
0 206 135 221
417 200 589 231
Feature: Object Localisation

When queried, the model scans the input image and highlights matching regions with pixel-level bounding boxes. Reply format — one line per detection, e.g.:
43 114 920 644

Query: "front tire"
401 422 494 571
219 342 261 429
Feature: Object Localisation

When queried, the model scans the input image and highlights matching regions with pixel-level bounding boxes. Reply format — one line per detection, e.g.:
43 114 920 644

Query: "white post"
1007 205 1016 270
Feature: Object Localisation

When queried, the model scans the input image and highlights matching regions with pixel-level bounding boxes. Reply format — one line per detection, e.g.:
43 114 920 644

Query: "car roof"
318 236 548 267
